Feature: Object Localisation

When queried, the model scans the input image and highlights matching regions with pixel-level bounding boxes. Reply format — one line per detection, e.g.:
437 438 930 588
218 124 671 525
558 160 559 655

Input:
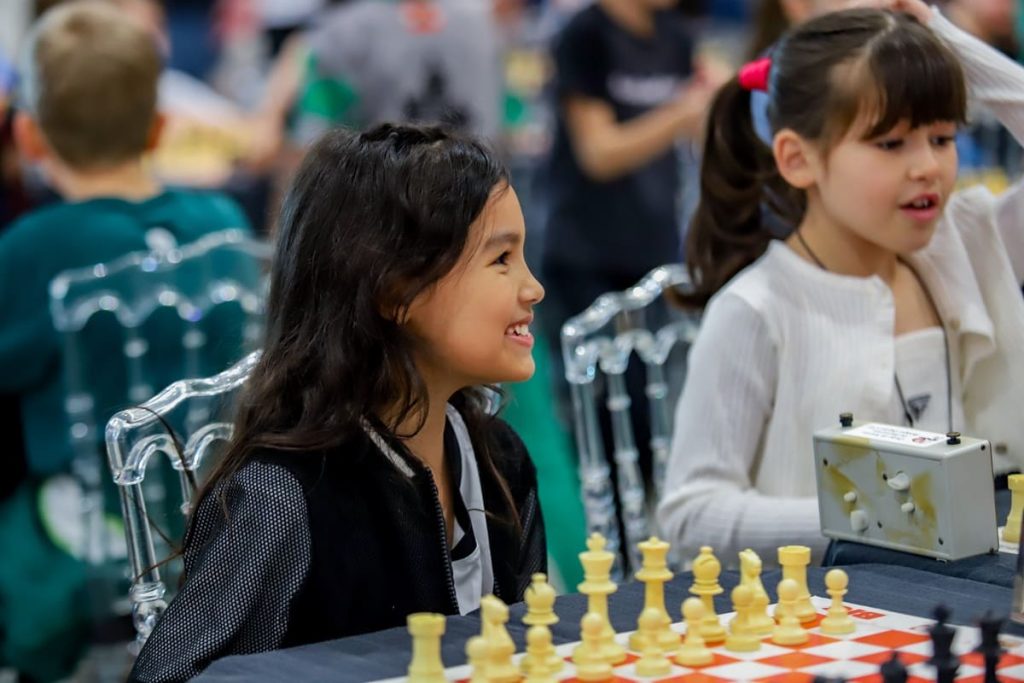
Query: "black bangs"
844 17 967 141
819 14 967 146
863 24 967 138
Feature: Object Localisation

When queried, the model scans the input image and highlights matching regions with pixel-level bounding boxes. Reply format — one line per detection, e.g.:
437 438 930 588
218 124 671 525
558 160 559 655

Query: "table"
193 564 1022 682
824 489 1019 588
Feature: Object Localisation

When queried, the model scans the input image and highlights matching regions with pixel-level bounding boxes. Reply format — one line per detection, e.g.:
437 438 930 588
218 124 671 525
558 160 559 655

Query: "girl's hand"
843 0 933 24
886 0 933 23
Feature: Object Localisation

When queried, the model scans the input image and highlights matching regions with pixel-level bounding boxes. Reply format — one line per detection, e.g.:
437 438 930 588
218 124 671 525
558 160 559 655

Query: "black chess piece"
974 611 1005 683
880 652 908 683
929 605 960 683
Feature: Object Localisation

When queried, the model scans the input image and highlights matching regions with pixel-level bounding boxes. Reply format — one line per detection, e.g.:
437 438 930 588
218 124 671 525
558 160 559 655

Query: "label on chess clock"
843 423 946 448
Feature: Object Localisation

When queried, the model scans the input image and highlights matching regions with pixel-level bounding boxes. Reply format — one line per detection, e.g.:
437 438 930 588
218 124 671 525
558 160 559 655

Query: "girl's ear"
773 128 819 190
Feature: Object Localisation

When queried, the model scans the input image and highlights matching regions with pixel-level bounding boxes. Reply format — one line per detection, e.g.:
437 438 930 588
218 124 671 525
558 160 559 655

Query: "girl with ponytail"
659 0 1024 565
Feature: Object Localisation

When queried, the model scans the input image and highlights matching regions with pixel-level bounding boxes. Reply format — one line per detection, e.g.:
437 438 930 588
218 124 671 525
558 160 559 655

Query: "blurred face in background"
638 0 681 10
957 0 1016 37
946 0 1017 52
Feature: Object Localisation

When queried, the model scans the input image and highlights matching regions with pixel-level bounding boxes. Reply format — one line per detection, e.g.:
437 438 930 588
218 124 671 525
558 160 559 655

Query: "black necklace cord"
792 230 953 433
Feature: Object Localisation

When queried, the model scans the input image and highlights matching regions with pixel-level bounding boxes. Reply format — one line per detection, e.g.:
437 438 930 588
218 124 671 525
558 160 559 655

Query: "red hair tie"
738 57 772 93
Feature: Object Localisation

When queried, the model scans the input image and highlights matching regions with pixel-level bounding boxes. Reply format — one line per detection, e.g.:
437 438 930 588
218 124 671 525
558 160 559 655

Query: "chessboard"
376 534 1020 683
374 595 1024 682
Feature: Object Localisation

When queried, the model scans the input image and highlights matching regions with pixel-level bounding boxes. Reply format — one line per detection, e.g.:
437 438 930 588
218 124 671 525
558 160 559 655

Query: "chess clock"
812 414 998 561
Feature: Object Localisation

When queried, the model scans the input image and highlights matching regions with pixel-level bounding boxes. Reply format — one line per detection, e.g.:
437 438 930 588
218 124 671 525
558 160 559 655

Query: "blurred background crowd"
0 0 1021 680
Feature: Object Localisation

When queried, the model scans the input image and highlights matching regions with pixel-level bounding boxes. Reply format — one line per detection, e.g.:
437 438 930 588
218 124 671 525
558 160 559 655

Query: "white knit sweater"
656 9 1024 568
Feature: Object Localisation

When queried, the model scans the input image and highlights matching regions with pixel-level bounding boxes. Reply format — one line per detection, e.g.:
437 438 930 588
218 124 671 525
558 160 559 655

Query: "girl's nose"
909 144 941 180
523 268 545 304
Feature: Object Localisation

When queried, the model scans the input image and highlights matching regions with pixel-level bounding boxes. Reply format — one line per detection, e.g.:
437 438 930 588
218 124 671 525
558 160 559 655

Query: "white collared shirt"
445 405 494 615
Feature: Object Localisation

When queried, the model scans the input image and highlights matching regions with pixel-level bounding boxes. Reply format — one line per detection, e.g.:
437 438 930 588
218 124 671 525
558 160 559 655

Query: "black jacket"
130 414 546 682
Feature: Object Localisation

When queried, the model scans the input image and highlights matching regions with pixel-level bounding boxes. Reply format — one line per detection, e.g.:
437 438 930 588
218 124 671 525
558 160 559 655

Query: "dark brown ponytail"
680 77 801 308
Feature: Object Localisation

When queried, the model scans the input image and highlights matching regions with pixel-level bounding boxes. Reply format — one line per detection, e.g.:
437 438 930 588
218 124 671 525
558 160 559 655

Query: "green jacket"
0 189 250 475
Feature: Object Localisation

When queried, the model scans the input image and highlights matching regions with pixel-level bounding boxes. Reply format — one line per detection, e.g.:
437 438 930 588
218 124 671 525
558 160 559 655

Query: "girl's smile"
898 192 942 224
505 317 535 349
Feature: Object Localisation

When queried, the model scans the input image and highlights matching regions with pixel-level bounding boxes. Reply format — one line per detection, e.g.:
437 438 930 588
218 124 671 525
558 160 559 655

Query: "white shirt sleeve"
656 292 826 567
930 9 1024 283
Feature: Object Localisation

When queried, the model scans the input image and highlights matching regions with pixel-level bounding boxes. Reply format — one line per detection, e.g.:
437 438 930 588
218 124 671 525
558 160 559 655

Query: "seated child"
130 123 547 681
658 0 1024 565
0 2 249 678
1 0 252 477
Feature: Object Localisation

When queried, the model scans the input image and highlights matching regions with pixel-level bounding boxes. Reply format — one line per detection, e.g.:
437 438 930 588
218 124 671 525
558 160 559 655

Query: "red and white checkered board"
378 596 1024 682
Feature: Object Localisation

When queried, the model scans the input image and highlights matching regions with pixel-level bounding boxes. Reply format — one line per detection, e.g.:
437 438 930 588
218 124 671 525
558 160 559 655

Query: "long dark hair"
203 123 518 519
683 8 968 307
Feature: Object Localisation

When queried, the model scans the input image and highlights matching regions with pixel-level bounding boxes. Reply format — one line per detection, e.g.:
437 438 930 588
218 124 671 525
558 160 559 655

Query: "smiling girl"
657 0 1024 564
131 124 547 682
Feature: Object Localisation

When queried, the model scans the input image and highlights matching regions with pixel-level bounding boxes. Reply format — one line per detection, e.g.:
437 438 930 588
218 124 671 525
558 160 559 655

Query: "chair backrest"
561 264 701 574
48 229 271 566
104 349 260 650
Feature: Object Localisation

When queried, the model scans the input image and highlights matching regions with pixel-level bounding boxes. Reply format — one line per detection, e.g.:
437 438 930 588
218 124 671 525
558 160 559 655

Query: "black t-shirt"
542 4 694 278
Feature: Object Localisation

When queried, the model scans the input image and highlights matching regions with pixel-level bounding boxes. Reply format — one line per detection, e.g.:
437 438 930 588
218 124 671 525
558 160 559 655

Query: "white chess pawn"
819 569 856 635
772 579 809 646
675 597 714 667
725 585 761 652
1004 474 1024 543
466 635 489 683
522 626 559 683
739 549 774 636
573 612 614 682
635 607 672 677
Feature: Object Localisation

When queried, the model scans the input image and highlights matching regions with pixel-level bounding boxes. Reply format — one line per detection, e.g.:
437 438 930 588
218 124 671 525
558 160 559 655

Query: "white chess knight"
480 596 518 683
738 548 774 635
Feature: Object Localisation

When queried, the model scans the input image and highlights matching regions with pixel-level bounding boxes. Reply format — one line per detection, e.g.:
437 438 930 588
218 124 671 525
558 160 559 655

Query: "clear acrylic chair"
104 349 260 650
47 229 271 614
561 264 701 575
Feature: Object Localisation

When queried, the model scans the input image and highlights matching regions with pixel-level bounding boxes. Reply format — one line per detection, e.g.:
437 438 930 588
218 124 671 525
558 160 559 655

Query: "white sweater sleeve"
930 9 1024 282
656 293 826 568
930 10 1024 145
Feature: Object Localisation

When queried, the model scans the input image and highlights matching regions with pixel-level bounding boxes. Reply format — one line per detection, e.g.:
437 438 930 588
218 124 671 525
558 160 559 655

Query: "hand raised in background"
842 0 933 23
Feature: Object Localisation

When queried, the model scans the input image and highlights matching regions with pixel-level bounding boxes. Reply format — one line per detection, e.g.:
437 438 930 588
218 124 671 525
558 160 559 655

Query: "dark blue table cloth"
824 489 1018 588
193 564 1021 682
